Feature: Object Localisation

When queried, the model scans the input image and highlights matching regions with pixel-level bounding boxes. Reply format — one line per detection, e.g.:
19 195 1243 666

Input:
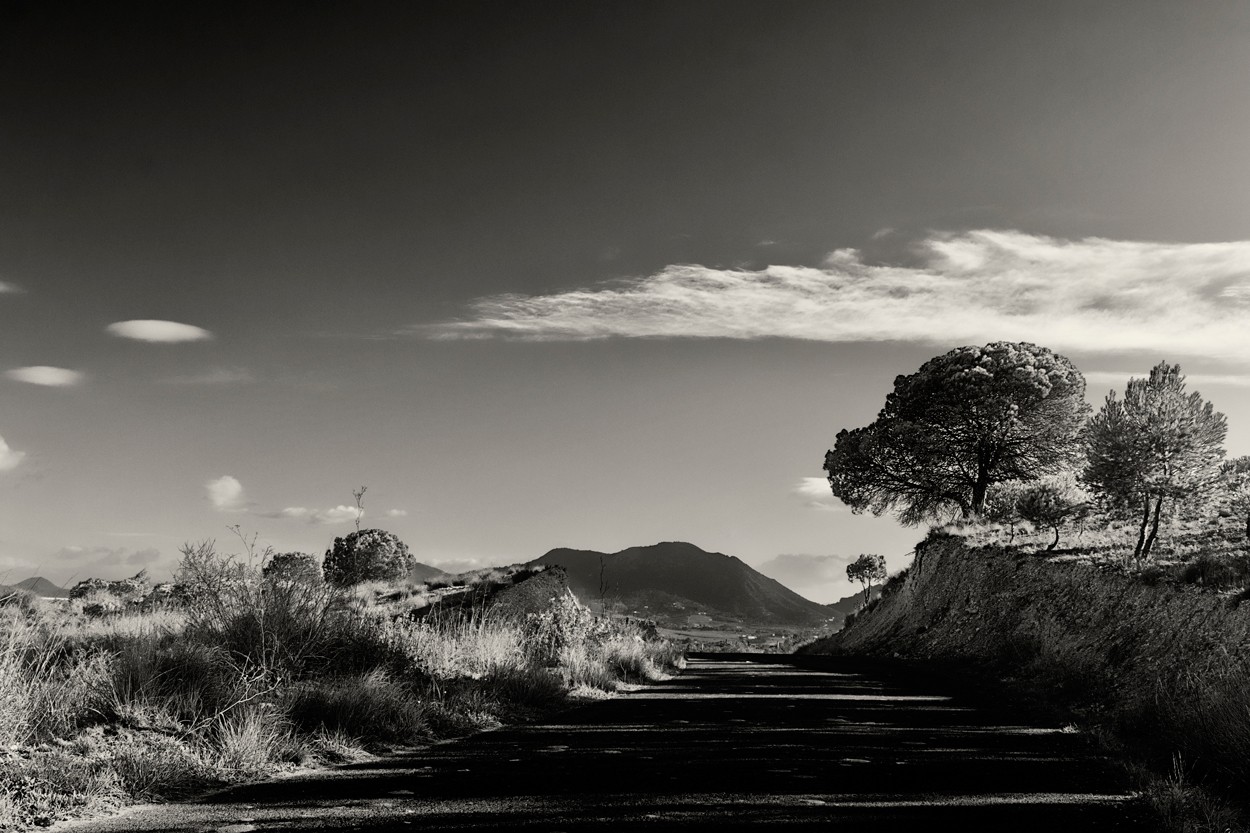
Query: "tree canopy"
824 342 1089 524
1082 363 1226 563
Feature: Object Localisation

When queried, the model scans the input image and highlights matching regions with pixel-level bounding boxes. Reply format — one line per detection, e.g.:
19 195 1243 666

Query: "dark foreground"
60 655 1148 831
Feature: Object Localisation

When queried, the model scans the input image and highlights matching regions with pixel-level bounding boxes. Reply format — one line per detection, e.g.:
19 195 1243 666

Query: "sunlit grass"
0 546 681 830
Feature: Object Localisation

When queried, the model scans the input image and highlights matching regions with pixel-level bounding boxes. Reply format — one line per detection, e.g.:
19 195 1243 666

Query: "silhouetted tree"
846 553 887 609
824 342 1089 524
1083 363 1226 566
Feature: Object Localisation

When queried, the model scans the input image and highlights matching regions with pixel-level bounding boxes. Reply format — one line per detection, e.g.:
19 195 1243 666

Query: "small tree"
1014 474 1091 551
1083 363 1226 566
323 528 415 586
984 480 1031 542
1219 456 1250 541
846 553 887 609
262 552 322 585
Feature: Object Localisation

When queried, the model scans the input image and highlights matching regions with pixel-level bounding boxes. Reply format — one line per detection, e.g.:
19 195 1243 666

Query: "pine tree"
1083 363 1226 566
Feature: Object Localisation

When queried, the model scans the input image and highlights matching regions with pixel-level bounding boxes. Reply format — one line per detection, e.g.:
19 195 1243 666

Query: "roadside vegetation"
0 533 682 830
821 341 1250 832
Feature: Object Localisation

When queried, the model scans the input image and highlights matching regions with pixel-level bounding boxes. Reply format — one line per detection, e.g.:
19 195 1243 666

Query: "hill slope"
531 542 832 626
409 562 447 583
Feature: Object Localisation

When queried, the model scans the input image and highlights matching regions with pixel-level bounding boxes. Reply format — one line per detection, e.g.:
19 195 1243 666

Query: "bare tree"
352 485 367 533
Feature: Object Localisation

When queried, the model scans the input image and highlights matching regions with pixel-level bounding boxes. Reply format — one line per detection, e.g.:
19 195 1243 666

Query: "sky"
3 1 1250 603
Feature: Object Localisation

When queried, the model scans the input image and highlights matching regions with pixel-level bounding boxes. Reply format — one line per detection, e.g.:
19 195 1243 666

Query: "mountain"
409 562 448 583
824 584 883 627
531 542 834 626
15 577 69 598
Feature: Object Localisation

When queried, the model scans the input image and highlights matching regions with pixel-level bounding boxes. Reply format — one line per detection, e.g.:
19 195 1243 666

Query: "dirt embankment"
801 531 1250 799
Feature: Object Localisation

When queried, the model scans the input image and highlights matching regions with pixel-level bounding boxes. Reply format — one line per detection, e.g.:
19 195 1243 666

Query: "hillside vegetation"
0 540 681 830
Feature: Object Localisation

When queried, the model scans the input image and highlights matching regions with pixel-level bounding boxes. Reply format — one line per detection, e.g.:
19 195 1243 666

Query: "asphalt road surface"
60 655 1149 832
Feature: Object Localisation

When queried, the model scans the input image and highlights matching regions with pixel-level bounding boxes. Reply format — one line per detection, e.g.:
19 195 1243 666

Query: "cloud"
54 545 162 574
0 434 25 471
161 368 255 385
418 229 1250 362
791 476 844 512
755 553 862 603
107 320 213 343
205 475 246 512
757 553 856 586
6 366 84 387
1084 370 1250 392
385 509 409 518
264 505 362 525
0 281 22 294
424 556 488 575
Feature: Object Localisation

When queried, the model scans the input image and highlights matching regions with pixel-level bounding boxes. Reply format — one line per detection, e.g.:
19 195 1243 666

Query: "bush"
1177 554 1247 589
323 529 415 587
262 552 322 585
283 670 427 742
880 567 911 598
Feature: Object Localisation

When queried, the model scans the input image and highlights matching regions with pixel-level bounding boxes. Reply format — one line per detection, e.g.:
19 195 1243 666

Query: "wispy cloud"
205 475 246 512
0 281 22 294
161 367 255 385
385 509 409 518
791 476 843 512
418 229 1250 362
1084 371 1250 391
107 320 213 343
54 545 161 574
6 366 84 387
263 505 362 525
0 434 25 471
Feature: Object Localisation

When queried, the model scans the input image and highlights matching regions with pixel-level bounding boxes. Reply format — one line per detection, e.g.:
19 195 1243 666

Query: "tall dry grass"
0 544 682 830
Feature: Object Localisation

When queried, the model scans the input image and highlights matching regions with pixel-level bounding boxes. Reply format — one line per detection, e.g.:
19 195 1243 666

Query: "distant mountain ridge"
530 541 833 626
14 577 69 598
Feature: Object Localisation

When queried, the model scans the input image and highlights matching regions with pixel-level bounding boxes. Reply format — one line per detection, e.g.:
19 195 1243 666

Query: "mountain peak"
531 542 829 626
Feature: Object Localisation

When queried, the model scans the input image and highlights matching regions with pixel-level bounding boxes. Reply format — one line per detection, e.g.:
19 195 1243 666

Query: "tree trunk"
1132 493 1150 566
861 582 870 609
971 473 989 517
1142 495 1165 560
1047 525 1059 552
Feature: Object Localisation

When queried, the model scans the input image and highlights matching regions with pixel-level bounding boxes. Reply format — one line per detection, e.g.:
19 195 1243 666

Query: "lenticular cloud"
107 320 213 343
421 230 1250 362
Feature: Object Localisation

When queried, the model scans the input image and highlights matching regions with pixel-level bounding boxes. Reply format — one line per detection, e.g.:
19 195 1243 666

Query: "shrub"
880 567 911 598
323 529 415 587
262 552 322 585
1177 554 1242 589
283 670 427 742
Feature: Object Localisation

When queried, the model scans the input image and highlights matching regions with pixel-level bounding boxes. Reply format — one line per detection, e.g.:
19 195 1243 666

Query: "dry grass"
0 546 682 830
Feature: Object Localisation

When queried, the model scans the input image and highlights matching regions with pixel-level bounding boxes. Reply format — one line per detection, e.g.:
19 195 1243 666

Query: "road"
60 655 1148 831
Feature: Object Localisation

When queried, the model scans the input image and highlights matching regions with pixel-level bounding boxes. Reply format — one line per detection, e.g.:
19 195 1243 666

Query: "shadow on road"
62 654 1149 831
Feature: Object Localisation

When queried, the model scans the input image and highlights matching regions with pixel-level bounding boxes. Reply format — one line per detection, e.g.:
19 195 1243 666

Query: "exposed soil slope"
801 531 1250 802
